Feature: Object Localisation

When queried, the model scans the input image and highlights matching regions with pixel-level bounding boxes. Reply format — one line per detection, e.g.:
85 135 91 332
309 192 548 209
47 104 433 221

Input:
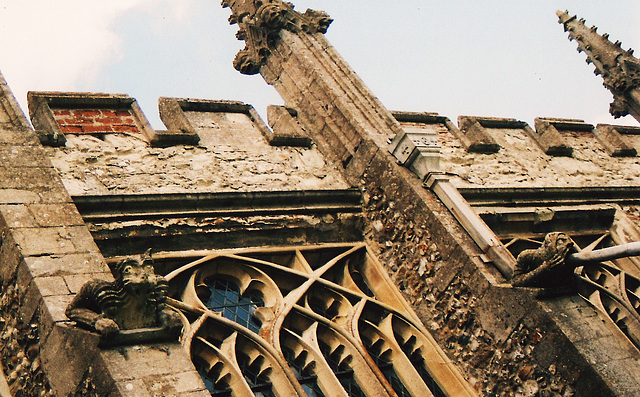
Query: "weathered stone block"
142 370 207 395
0 229 23 284
0 125 40 146
20 275 43 324
0 189 41 204
457 116 501 153
266 105 312 147
35 186 74 204
0 166 60 191
0 204 38 228
60 225 101 253
64 272 113 294
530 118 575 156
12 227 79 257
114 379 152 397
40 323 100 396
475 285 536 343
40 294 75 334
594 123 638 157
158 97 196 134
33 276 70 297
28 203 85 227
22 252 110 278
99 343 197 381
0 145 51 168
344 137 379 183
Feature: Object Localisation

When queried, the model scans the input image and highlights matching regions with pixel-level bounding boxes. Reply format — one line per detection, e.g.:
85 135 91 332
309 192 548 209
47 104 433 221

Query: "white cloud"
0 0 192 110
132 0 197 32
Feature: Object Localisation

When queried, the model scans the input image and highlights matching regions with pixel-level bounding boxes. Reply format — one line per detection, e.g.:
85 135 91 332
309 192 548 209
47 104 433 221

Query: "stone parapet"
29 92 199 148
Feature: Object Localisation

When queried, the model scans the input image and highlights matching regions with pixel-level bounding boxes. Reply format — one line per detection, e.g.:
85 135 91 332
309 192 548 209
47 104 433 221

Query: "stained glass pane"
204 278 264 333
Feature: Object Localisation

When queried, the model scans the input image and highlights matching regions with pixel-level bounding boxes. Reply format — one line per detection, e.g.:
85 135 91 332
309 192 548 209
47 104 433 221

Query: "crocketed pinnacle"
557 10 640 118
221 0 332 75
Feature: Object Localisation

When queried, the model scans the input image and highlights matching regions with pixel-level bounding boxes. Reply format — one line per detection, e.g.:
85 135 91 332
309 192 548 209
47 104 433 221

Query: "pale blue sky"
1 1 638 128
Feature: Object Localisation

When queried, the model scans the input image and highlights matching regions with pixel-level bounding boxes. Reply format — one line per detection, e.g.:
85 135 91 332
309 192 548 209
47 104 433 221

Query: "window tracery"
160 243 475 396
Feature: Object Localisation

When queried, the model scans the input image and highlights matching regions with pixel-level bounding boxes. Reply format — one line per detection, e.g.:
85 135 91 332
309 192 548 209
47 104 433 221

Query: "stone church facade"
0 1 639 396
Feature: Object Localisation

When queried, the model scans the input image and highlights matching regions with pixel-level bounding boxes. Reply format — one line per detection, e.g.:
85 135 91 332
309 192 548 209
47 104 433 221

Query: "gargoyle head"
113 248 160 294
542 232 574 260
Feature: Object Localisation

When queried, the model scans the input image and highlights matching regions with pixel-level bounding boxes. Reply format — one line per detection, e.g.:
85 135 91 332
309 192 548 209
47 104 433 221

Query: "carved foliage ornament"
222 0 332 75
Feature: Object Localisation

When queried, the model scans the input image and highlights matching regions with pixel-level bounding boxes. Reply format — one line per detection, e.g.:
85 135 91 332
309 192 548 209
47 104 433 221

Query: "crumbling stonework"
360 181 625 396
1 2 640 396
0 282 53 396
41 102 348 196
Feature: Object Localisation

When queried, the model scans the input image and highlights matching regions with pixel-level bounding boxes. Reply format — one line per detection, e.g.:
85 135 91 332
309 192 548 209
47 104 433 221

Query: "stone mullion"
282 326 348 397
359 316 437 397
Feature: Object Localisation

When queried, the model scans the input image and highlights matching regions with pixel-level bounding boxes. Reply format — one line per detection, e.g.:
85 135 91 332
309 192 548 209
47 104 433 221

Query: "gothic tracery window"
160 243 475 396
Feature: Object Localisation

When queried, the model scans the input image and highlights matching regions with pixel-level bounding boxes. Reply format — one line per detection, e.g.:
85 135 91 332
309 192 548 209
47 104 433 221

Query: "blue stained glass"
204 278 264 333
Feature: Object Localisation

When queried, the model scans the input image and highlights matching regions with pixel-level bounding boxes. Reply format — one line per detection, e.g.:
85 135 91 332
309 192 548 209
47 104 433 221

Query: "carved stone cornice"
222 0 332 75
557 10 640 118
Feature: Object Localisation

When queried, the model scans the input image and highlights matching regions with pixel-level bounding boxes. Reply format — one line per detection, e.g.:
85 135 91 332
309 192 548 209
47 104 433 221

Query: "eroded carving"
225 0 332 75
66 249 181 340
511 232 576 287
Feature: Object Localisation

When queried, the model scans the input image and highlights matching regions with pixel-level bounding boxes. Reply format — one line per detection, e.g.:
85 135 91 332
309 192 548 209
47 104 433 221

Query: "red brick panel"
52 108 139 134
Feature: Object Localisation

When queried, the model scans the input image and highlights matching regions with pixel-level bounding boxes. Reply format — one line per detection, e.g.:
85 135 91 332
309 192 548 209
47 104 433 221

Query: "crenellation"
457 116 501 154
595 123 638 156
266 105 312 147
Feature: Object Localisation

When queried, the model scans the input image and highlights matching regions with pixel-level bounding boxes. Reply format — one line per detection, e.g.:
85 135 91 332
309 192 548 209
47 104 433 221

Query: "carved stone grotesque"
511 232 575 288
66 249 181 340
